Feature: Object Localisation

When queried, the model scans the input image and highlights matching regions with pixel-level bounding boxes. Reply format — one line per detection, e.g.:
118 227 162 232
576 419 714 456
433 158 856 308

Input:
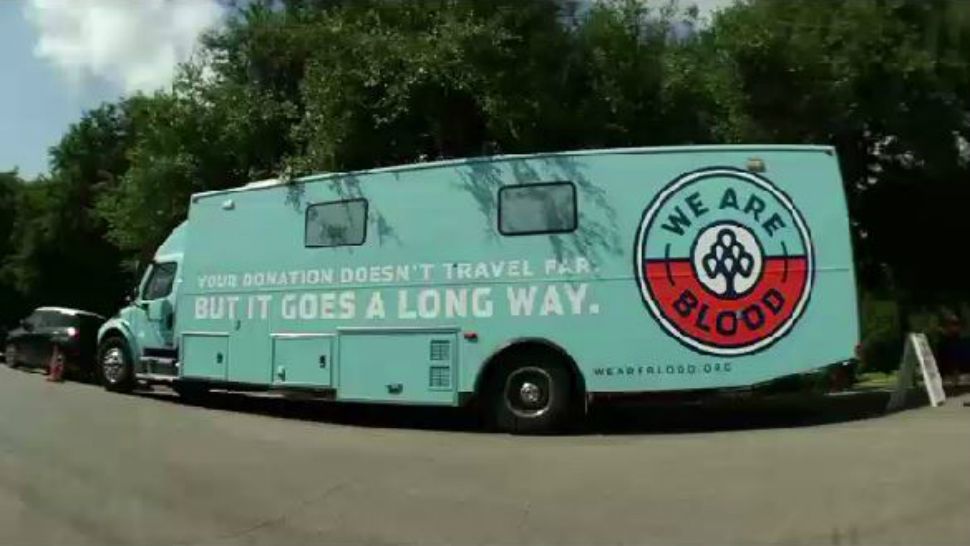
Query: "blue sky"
0 0 731 181
0 2 118 178
0 0 225 179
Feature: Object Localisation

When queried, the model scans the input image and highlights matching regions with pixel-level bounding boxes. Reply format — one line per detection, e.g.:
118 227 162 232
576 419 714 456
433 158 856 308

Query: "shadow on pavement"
139 388 483 432
4 363 101 385
132 385 945 436
585 390 905 435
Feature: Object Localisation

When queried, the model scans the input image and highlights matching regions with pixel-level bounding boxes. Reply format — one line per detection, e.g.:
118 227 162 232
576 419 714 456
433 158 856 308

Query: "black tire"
98 336 135 393
487 349 575 434
75 360 100 384
4 344 17 368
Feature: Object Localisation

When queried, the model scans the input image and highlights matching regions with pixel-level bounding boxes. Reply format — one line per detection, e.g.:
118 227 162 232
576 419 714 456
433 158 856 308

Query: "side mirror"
130 258 144 300
20 320 32 331
129 282 142 303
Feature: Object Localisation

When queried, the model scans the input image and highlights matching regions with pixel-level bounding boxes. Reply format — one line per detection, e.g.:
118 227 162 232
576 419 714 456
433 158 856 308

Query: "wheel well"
474 339 586 402
99 329 130 351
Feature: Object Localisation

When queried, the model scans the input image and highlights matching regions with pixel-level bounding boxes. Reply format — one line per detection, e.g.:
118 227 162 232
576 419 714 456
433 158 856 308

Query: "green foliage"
858 294 903 373
0 172 19 261
0 171 26 325
2 103 132 316
0 0 969 341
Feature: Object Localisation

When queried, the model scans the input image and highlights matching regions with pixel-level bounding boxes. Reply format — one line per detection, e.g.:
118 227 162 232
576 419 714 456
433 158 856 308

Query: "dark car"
4 307 106 381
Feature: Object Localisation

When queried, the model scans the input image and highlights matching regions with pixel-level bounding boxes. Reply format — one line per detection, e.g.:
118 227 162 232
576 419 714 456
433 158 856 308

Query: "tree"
695 0 970 300
701 228 755 298
4 104 134 315
0 171 26 326
4 0 970 330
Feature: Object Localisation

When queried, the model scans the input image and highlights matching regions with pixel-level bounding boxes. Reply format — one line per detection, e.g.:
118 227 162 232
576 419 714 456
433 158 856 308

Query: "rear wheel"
98 337 134 393
487 349 576 434
4 344 16 368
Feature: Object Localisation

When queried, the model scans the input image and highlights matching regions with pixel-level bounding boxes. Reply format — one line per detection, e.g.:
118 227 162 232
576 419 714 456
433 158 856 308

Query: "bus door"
130 261 178 351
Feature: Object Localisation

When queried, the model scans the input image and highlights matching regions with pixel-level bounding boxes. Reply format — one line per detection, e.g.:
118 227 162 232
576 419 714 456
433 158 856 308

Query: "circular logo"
635 167 814 356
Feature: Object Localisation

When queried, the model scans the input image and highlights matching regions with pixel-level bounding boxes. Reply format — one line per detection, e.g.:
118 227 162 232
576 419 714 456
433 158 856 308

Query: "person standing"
936 309 963 394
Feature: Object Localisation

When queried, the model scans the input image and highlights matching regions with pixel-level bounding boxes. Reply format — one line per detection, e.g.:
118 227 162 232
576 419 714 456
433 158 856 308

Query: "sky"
0 0 225 179
0 0 733 180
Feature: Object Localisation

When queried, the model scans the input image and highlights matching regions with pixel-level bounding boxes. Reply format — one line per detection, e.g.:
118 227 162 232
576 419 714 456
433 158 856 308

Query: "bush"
858 295 903 374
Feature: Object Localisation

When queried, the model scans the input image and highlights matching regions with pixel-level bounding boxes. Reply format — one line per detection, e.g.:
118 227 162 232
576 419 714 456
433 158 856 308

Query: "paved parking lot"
0 365 967 545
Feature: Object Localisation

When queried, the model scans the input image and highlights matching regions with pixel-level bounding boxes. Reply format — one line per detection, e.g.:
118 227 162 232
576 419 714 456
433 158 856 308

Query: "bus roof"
191 144 836 202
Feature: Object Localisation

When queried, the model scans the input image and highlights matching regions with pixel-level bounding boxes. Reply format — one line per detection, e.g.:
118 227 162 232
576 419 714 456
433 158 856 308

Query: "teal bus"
97 146 858 432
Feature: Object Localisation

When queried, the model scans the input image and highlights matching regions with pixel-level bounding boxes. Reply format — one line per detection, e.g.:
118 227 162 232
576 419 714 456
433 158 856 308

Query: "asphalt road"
0 365 967 546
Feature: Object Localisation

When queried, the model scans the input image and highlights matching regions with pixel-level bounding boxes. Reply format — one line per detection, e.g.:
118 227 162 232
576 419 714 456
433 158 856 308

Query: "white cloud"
683 0 737 22
25 0 226 93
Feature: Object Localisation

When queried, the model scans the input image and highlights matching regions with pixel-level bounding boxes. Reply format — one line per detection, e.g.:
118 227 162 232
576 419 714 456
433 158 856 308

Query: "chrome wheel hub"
520 382 542 405
505 367 553 418
102 348 125 383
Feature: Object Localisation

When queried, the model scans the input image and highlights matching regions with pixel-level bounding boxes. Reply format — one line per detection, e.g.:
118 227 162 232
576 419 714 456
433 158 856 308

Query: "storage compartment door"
181 333 229 380
271 335 333 387
337 330 457 404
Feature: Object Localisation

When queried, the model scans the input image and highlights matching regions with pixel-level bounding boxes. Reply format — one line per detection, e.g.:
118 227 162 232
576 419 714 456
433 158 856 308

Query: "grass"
854 371 900 391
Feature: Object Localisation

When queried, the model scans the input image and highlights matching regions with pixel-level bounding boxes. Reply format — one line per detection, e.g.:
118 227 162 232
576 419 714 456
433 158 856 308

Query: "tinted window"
142 262 177 300
23 312 41 329
305 199 368 247
32 311 77 329
499 182 577 236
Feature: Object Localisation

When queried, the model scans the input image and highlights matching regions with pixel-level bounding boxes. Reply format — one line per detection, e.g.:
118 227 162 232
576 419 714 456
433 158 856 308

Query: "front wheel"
98 337 134 393
488 351 575 434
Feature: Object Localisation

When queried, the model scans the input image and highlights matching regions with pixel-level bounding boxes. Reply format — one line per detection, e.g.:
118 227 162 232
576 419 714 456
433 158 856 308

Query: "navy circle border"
633 166 817 356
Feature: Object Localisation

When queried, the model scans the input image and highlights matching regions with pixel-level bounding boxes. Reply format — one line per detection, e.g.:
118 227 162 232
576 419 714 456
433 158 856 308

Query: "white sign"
886 332 947 412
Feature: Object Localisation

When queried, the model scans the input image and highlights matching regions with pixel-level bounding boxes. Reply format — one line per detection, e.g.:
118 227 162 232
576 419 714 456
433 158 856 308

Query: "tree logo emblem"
635 167 814 356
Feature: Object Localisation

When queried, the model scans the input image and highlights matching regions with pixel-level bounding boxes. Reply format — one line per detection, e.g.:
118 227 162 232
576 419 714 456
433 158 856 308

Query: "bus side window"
498 182 576 236
305 199 368 247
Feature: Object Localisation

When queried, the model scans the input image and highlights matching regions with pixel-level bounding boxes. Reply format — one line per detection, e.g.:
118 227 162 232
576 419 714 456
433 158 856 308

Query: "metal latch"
319 355 327 368
387 383 403 395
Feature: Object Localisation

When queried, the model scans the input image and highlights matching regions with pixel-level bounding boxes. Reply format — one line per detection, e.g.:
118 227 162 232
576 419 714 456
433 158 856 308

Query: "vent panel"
430 339 451 361
429 365 451 389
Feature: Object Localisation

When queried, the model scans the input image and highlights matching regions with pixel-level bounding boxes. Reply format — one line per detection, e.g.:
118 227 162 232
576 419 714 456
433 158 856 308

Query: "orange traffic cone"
46 346 64 383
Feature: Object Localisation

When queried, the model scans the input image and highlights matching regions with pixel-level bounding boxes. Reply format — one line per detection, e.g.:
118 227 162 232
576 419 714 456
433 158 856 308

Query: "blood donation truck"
97 145 858 432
